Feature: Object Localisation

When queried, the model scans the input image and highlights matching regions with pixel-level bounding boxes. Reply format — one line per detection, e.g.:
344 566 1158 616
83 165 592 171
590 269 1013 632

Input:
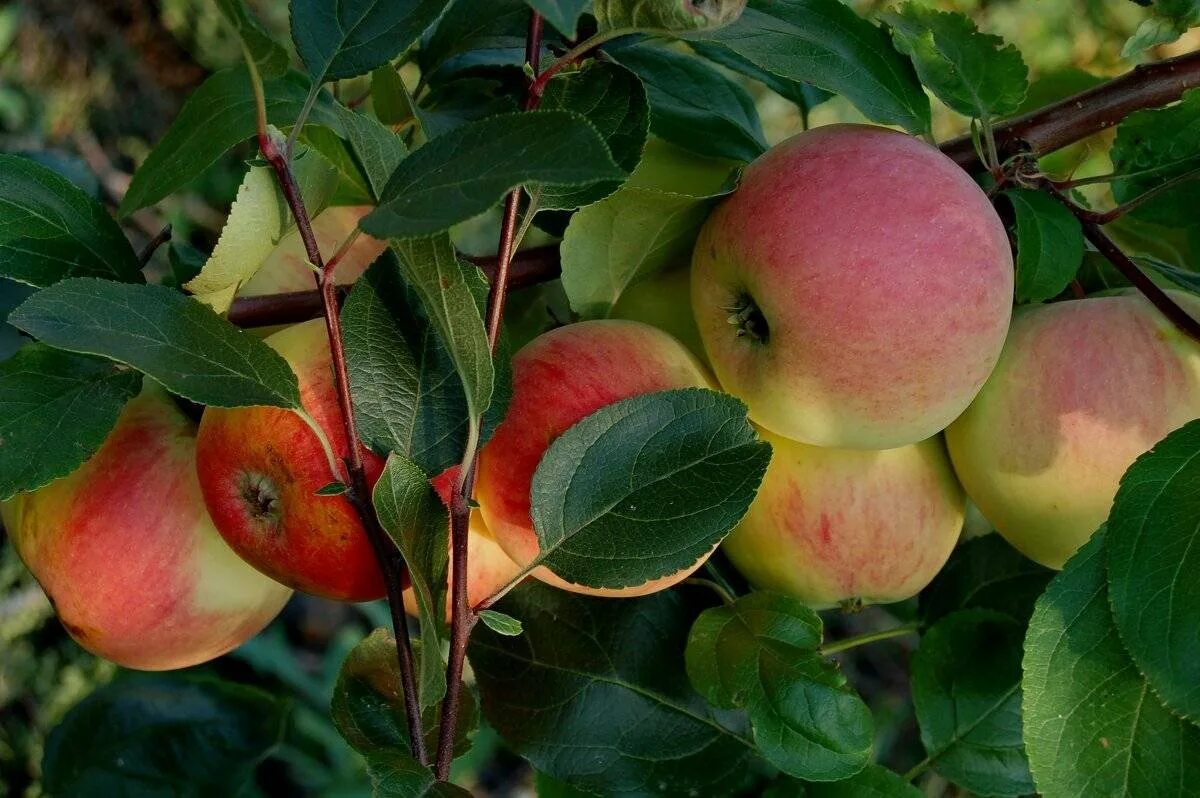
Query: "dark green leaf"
920 535 1053 625
912 610 1032 796
1024 531 1200 796
697 0 930 134
470 582 758 795
477 609 523 636
1110 89 1200 228
372 454 450 709
362 111 625 238
686 591 873 781
418 0 537 81
120 68 347 215
388 237 493 422
42 674 288 797
530 388 770 590
612 42 766 163
1004 188 1084 304
10 279 301 409
0 279 34 359
883 4 1028 120
688 40 832 115
365 750 472 797
526 0 591 37
1123 0 1200 56
594 0 747 32
1138 254 1200 295
764 766 923 797
560 139 735 318
415 77 522 139
1107 420 1200 721
0 154 142 287
0 345 141 500
316 481 348 495
292 0 449 83
214 0 289 78
338 106 408 200
332 629 477 760
538 61 649 209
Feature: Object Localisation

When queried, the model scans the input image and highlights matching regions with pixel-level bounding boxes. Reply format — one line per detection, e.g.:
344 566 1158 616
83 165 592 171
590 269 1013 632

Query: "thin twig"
138 224 172 268
1057 168 1200 225
257 125 427 766
1040 180 1200 342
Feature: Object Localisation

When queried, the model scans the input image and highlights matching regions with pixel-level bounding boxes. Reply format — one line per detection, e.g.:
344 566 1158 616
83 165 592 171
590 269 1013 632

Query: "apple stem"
819 621 921 656
434 10 545 783
257 116 428 766
1038 179 1200 343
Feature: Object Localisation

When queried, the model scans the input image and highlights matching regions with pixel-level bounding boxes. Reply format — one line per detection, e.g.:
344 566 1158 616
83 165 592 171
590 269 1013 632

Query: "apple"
196 318 387 601
691 123 1014 450
7 386 292 670
722 427 964 608
946 291 1200 568
610 267 709 366
475 319 715 596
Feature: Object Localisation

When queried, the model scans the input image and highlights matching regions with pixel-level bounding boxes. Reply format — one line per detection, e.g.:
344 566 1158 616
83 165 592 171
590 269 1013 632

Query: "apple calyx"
724 293 769 343
238 472 282 528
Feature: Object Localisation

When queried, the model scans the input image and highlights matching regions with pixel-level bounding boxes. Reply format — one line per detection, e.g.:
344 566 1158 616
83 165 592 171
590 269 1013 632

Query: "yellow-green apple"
196 319 387 601
946 291 1200 568
475 320 715 596
611 267 709 366
8 387 292 670
722 428 964 608
691 123 1014 449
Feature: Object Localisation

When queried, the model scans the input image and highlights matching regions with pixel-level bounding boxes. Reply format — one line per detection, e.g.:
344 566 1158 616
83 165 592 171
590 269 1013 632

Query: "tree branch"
257 128 428 766
942 50 1200 170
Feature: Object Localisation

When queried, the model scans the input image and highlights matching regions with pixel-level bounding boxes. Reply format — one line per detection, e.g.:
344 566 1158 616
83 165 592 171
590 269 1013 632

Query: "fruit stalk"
434 9 544 782
257 125 427 765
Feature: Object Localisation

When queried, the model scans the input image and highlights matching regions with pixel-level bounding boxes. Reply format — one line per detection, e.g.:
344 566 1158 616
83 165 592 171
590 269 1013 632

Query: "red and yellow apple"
723 428 964 608
8 387 292 670
611 267 709 367
691 123 1014 449
946 291 1200 568
196 319 387 601
475 320 715 596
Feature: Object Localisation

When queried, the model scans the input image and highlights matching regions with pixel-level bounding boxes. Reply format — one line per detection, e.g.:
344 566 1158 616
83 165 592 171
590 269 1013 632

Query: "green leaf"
697 0 930 134
612 42 766 163
530 388 771 590
361 111 625 238
470 582 758 795
316 481 348 495
1110 89 1200 228
920 535 1053 625
1004 188 1084 304
688 40 832 116
0 154 142 287
538 61 649 210
299 124 376 205
1106 420 1200 721
332 629 478 760
686 592 874 781
882 4 1028 121
477 609 523 636
526 0 591 37
911 610 1033 797
388 236 493 423
560 140 735 318
418 0 534 81
1024 531 1200 797
764 766 923 797
1138 254 1200 296
594 0 747 32
1123 0 1200 56
292 0 450 83
365 750 472 797
10 279 301 409
372 454 450 709
371 65 417 126
341 252 510 471
213 0 289 78
42 673 288 797
338 107 408 200
120 68 347 215
0 345 141 500
0 279 34 359
415 77 522 140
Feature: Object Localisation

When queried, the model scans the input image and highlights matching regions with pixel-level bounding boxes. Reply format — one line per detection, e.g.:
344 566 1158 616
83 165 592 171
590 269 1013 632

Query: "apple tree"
2 0 1200 795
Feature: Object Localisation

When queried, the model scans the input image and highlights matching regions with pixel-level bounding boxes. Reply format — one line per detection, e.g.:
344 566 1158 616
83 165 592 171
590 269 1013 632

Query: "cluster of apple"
8 122 1200 672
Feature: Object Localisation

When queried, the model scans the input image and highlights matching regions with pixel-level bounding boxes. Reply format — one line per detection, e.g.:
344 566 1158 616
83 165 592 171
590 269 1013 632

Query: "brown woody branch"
942 50 1200 170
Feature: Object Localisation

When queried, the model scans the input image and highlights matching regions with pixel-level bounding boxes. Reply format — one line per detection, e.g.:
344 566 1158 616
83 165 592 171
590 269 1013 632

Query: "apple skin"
723 427 965 609
611 267 709 367
475 319 715 597
691 123 1014 450
8 387 292 670
196 319 387 601
946 291 1200 568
